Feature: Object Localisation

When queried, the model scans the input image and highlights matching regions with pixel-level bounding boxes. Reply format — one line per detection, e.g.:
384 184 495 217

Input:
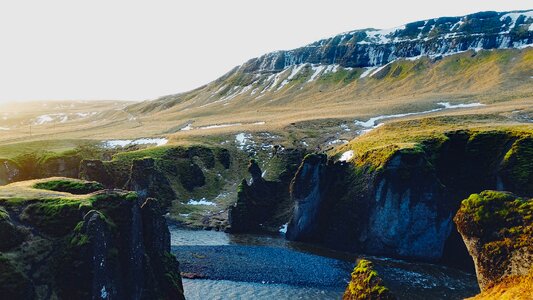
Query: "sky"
0 1 532 103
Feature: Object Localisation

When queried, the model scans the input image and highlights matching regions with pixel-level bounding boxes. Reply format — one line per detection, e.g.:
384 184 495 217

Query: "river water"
169 225 480 300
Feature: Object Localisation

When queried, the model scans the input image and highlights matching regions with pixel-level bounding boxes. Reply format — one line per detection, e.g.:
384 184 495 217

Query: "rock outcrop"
286 129 533 267
228 160 284 232
0 181 185 300
454 191 532 291
286 154 330 240
126 158 176 209
243 11 532 72
343 259 396 300
228 147 306 233
79 159 115 188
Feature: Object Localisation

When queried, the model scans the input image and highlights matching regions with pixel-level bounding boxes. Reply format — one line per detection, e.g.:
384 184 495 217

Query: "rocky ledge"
0 178 185 300
454 191 532 293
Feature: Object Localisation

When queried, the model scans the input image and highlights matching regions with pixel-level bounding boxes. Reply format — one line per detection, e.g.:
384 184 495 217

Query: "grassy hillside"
0 49 530 147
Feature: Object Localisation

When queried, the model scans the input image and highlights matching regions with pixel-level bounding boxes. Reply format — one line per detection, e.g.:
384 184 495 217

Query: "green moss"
502 137 533 195
345 259 394 300
33 179 104 195
21 198 84 236
456 191 532 257
70 233 90 247
0 207 9 221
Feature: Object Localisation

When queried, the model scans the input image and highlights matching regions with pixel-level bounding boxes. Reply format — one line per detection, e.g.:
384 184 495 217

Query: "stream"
170 225 480 300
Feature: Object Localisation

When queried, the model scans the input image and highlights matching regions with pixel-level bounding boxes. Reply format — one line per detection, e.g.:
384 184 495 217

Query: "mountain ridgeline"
243 10 533 72
126 10 532 124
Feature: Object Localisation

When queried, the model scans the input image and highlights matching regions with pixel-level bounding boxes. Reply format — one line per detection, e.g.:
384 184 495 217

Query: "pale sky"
0 1 532 103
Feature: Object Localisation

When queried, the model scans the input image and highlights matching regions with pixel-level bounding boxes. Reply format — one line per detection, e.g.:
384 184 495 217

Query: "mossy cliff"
80 145 237 214
286 126 533 267
343 259 396 300
454 191 532 292
228 148 306 233
0 178 185 300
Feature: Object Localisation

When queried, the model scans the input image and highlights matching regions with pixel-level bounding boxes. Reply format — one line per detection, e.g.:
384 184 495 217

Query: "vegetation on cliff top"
33 178 104 195
335 115 533 171
455 190 532 256
343 259 395 300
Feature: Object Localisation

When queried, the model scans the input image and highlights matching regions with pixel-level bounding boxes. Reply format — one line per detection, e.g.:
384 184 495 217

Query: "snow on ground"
76 112 98 118
187 198 217 206
34 115 55 125
0 127 9 131
339 150 354 162
307 65 326 82
437 102 484 109
200 123 242 130
33 112 97 125
327 139 349 146
103 138 168 148
340 124 351 132
279 223 288 234
360 67 378 78
277 64 307 91
181 124 193 131
235 133 253 150
354 102 484 129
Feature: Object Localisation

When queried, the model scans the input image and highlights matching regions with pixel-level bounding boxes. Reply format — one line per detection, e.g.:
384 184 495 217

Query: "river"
169 225 480 299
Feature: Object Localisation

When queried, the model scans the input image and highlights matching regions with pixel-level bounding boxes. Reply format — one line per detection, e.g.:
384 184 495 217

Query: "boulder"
126 158 176 209
454 190 532 291
343 259 396 300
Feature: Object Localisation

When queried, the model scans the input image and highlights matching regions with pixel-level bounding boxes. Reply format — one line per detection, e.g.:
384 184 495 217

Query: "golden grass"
0 49 531 148
333 114 533 165
0 177 95 201
467 269 533 300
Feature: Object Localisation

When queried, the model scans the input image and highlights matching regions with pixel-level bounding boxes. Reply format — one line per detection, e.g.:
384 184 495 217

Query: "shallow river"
169 225 479 300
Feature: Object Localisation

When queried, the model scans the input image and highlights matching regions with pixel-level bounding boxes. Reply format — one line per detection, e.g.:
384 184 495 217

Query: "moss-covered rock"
20 198 84 237
126 158 176 209
228 149 306 233
0 254 36 300
343 259 396 300
500 137 533 196
0 183 185 300
454 190 532 291
33 178 104 194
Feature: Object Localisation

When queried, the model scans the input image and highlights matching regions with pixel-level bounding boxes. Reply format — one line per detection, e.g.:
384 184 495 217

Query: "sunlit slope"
0 49 531 144
127 49 533 136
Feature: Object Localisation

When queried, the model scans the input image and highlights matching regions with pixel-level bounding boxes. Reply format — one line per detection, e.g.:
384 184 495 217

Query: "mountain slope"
122 10 532 138
0 10 531 145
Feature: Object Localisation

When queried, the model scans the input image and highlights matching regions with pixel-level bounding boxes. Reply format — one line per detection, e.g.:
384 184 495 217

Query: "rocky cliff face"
126 157 176 209
286 154 330 240
243 10 532 73
228 148 306 233
286 129 533 266
0 182 185 300
454 191 532 291
228 160 286 232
